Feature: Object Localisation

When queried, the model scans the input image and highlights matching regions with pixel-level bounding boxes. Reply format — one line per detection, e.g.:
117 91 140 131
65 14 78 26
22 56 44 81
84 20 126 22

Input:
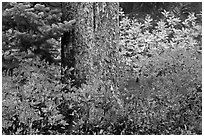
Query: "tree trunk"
61 2 78 85
61 2 119 87
91 2 120 83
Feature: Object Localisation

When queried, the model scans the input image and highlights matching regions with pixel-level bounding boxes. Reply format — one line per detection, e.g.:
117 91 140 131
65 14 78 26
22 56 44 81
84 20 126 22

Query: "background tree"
2 2 75 64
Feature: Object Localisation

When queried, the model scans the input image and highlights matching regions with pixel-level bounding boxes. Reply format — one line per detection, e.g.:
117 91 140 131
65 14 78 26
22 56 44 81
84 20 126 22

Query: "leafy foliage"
2 2 202 135
2 58 68 134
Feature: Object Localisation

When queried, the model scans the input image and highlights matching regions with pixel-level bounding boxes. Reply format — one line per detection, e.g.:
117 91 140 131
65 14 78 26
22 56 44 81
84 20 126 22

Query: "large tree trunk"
61 2 119 87
91 2 120 83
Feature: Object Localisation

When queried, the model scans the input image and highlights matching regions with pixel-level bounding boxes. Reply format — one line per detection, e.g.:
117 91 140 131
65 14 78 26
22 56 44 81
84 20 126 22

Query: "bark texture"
61 2 119 86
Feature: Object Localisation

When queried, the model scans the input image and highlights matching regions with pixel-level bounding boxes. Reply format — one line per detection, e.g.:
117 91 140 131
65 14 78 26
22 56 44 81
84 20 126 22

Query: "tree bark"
61 2 119 87
61 3 78 85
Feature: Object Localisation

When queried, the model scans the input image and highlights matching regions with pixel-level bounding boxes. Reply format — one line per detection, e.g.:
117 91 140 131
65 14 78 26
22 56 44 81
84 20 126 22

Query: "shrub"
2 58 70 134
